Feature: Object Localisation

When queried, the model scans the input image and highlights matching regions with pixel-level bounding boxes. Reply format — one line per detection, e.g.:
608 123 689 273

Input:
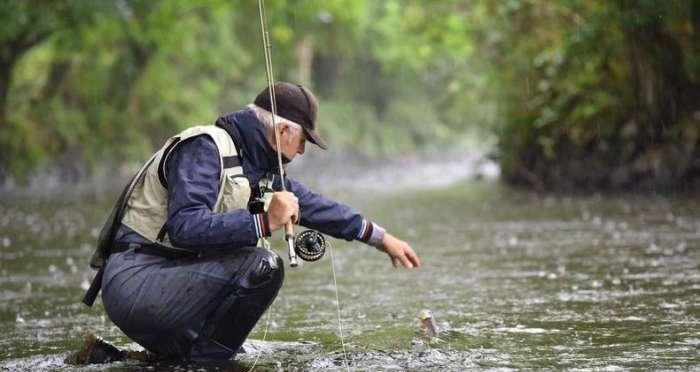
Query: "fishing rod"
257 0 327 266
258 0 297 266
255 6 348 370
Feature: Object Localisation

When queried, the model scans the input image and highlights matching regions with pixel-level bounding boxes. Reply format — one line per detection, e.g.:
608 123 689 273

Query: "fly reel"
293 229 327 262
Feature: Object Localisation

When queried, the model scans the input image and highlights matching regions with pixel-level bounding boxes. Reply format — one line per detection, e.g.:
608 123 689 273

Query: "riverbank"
0 148 499 198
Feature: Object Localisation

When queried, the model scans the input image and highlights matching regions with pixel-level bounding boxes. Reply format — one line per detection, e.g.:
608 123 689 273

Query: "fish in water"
418 309 439 342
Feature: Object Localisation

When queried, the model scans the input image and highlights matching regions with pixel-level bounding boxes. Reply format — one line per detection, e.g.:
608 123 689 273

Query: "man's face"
277 122 306 162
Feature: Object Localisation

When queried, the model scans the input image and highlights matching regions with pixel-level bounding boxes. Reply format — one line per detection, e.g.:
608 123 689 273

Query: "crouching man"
80 82 420 361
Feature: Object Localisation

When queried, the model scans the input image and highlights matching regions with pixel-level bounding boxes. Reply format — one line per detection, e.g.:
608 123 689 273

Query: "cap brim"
304 128 328 150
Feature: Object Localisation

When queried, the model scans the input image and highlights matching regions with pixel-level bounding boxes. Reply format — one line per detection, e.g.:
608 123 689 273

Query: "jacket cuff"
252 213 271 238
356 219 386 247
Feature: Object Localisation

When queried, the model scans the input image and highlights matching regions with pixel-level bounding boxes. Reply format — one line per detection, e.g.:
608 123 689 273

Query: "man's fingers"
285 203 299 223
391 256 399 268
398 252 413 268
406 248 421 267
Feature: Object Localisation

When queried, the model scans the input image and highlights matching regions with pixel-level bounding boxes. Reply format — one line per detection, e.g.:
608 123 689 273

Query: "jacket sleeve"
279 177 385 246
164 135 267 249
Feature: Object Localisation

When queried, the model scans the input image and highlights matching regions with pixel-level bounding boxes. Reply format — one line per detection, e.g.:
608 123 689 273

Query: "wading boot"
65 333 126 365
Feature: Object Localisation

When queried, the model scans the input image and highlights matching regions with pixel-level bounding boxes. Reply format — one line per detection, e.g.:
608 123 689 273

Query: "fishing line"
328 241 351 371
247 2 278 370
258 0 284 183
256 1 349 371
258 0 298 267
245 302 273 372
247 245 349 372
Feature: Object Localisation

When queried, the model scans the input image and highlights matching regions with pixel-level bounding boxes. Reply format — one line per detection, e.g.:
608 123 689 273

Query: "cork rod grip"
286 221 298 267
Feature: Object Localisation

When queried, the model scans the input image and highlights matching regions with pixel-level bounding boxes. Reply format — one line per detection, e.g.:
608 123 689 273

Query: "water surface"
1 161 698 370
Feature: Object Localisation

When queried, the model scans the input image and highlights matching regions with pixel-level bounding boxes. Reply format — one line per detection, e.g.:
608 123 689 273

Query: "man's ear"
277 122 289 135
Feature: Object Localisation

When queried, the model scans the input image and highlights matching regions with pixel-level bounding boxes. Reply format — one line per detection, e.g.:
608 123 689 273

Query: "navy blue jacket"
116 108 370 250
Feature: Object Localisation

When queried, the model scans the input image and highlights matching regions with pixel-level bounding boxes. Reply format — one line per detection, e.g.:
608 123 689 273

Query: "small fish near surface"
418 309 440 343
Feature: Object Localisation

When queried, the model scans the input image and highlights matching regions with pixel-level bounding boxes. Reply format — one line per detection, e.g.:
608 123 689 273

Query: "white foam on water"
494 324 554 334
659 302 681 309
0 354 74 371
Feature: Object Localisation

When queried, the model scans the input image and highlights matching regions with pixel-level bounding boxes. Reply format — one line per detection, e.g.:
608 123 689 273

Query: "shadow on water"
1 152 699 370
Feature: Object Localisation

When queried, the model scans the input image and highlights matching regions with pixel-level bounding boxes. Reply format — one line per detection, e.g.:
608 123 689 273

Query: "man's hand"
377 233 421 269
268 191 299 231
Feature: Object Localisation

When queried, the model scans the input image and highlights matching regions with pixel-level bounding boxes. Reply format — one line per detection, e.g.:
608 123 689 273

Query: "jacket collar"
215 108 279 182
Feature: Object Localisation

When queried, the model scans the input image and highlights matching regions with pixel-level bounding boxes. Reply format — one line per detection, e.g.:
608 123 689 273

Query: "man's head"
253 82 327 162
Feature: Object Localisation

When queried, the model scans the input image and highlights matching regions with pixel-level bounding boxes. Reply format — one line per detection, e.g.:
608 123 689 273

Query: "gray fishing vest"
121 125 249 247
83 125 255 306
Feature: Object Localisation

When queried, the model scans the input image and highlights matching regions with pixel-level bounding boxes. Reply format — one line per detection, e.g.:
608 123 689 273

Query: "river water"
0 153 698 371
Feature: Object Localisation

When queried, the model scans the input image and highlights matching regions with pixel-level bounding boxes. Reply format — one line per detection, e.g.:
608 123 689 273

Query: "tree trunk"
31 59 71 104
621 0 688 143
0 32 49 169
106 39 155 112
0 59 11 130
0 29 51 136
295 36 314 87
0 58 12 175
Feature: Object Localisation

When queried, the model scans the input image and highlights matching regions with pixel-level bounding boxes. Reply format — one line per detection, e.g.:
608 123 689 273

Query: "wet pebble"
647 243 660 253
675 242 687 253
309 356 337 369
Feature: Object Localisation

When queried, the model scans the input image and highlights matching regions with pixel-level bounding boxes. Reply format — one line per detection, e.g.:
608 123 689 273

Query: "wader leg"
102 247 284 360
189 250 284 359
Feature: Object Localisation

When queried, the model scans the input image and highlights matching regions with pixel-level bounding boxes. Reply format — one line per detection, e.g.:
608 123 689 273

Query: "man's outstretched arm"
282 177 420 268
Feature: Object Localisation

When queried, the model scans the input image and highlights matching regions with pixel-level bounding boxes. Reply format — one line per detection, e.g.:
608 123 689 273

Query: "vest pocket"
218 174 251 212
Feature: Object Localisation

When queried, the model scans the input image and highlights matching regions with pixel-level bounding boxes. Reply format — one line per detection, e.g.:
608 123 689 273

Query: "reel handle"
285 222 298 267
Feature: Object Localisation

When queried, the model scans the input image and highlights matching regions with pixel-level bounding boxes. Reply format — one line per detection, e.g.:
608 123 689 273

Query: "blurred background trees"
489 0 700 190
1 0 698 190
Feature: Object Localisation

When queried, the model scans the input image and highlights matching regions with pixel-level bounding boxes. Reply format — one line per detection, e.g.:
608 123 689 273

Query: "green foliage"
320 93 449 155
483 0 700 190
2 0 697 190
1 0 494 182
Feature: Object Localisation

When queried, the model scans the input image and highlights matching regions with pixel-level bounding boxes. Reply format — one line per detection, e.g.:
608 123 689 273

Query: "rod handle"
285 222 298 267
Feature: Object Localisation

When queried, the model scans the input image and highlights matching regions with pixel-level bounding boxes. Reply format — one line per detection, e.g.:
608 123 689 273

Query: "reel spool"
293 229 327 262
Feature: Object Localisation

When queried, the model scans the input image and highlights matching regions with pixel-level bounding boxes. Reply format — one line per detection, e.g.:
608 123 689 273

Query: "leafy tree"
0 0 95 177
485 0 700 190
2 0 697 191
